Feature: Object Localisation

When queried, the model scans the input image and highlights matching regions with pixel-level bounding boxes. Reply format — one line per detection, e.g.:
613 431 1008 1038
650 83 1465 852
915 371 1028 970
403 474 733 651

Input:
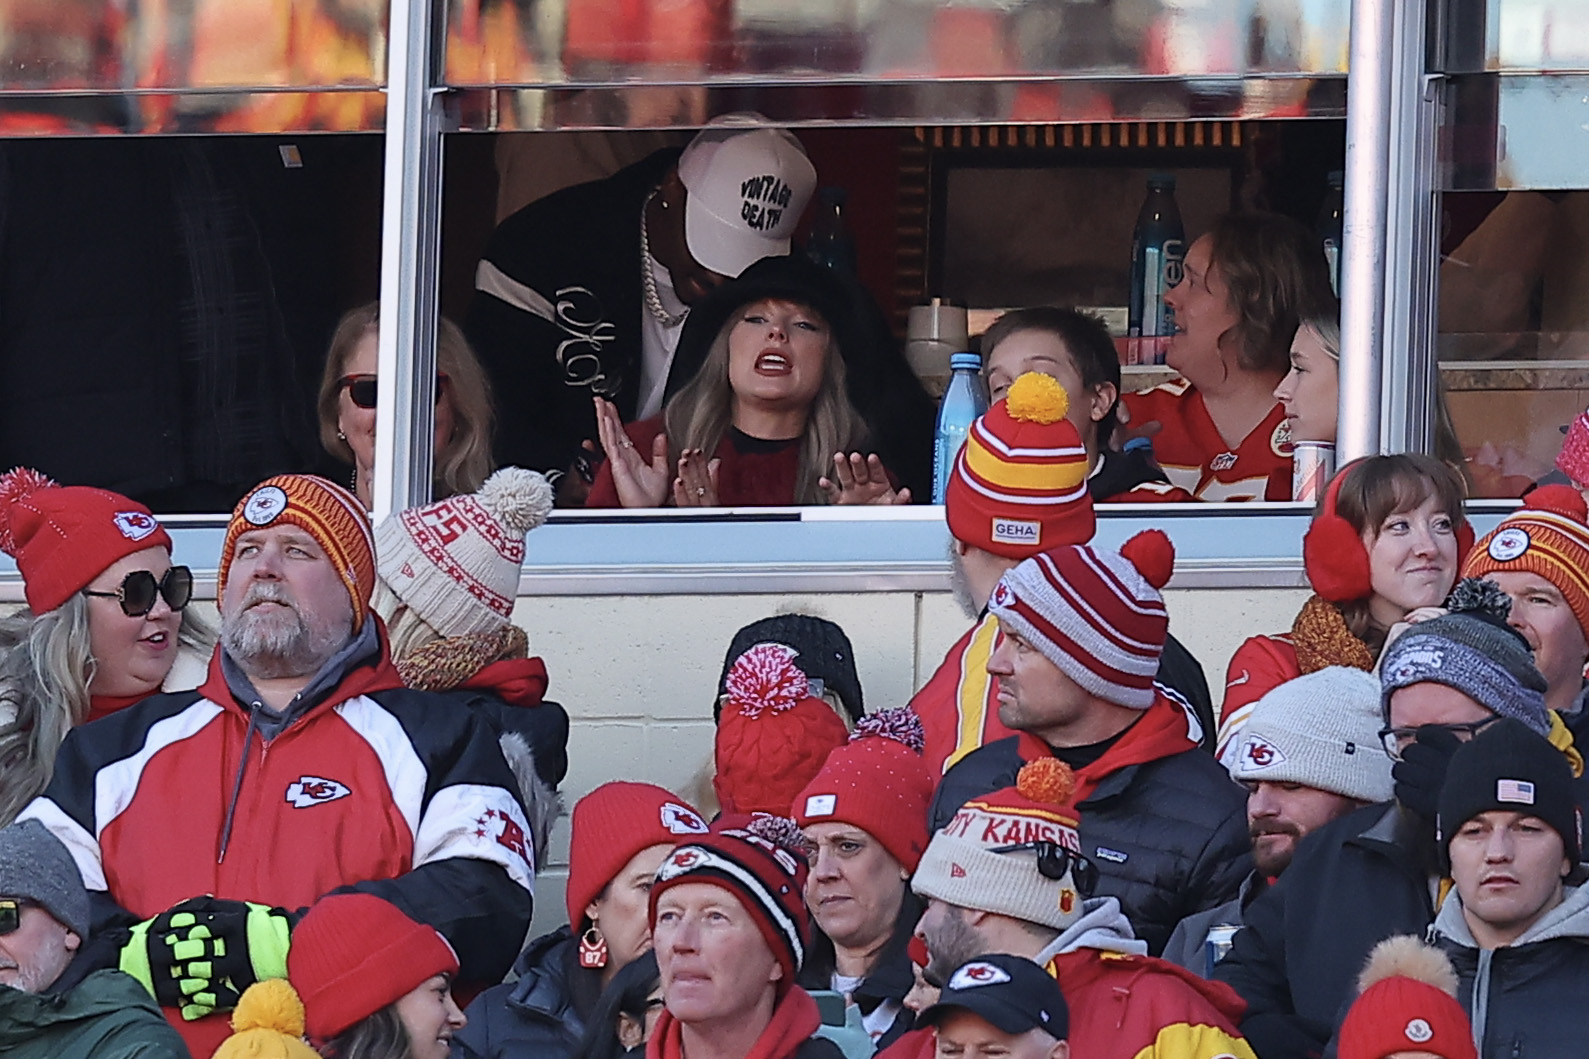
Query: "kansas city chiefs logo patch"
658 847 707 880
113 511 160 541
948 962 1011 989
286 776 351 808
1241 734 1287 771
660 802 708 835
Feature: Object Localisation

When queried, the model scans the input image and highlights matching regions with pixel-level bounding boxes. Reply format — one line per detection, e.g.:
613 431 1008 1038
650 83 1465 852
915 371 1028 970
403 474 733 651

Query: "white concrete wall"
515 583 1311 934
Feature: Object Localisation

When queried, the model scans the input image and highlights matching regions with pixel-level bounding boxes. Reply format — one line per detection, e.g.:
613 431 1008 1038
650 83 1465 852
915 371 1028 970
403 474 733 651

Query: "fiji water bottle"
933 352 989 503
1318 170 1344 296
1128 174 1185 364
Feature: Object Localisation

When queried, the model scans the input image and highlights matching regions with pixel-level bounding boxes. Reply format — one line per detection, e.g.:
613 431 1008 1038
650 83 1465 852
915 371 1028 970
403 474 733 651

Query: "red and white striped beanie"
987 530 1175 709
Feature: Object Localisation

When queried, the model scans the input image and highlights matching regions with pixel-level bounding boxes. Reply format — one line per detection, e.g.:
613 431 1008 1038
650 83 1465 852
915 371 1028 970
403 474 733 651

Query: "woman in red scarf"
0 469 209 823
648 816 843 1059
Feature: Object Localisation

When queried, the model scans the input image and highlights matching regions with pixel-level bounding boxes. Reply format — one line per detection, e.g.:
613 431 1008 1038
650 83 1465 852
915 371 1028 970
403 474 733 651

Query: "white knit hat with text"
1229 666 1393 803
987 530 1175 709
375 467 553 637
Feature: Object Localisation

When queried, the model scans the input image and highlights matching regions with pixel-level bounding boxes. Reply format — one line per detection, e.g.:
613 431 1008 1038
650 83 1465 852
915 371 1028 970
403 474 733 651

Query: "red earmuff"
1302 460 1372 603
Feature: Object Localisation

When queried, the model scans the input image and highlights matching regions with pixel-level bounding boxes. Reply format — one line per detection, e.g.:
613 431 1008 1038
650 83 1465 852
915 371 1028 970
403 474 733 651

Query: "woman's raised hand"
593 397 670 508
820 452 912 506
673 449 721 507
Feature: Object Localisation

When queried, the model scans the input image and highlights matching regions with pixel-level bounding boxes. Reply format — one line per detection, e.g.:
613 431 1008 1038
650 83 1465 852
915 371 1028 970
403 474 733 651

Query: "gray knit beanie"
1379 580 1550 738
1229 667 1393 803
0 819 90 938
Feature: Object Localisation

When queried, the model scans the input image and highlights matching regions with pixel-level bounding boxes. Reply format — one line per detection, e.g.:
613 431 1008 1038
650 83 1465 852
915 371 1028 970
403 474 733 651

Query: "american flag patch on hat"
1497 778 1536 804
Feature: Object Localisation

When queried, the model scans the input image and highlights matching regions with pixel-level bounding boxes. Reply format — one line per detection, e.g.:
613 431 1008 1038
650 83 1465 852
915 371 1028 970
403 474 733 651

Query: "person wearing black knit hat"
717 614 864 726
1215 579 1571 1059
587 255 909 509
1429 718 1589 1057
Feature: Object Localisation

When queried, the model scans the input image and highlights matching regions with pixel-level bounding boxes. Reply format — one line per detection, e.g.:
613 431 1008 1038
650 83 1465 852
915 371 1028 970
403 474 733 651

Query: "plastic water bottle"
1128 174 1185 364
805 187 857 276
1318 170 1344 296
933 352 989 503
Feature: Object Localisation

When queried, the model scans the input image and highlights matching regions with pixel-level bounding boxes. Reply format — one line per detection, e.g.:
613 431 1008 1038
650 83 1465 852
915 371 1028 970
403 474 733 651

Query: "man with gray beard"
22 474 535 1058
907 372 1210 775
0 820 186 1058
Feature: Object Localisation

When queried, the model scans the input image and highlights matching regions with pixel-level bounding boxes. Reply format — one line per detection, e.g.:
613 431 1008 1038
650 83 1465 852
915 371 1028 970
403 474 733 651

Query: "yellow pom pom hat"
911 758 1094 930
211 979 320 1059
945 372 1095 559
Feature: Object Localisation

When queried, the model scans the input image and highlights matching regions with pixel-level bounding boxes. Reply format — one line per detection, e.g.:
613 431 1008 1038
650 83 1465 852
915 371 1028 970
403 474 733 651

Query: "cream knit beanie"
374 466 553 637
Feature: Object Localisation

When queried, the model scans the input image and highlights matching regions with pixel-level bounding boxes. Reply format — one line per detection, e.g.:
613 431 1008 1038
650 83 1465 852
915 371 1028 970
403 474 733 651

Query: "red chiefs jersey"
1122 378 1292 502
1216 633 1299 767
909 613 1018 776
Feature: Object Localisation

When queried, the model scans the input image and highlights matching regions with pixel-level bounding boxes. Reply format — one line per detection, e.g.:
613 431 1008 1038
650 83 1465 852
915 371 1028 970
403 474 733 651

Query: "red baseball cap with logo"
0 467 173 614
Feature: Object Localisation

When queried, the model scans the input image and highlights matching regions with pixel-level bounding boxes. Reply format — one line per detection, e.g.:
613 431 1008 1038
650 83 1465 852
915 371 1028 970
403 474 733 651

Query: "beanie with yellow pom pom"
945 371 1096 559
912 758 1093 930
210 979 320 1059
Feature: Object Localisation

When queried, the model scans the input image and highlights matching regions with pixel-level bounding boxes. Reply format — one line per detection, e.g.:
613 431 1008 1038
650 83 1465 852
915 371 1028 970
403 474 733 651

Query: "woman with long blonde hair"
317 303 497 509
587 256 906 507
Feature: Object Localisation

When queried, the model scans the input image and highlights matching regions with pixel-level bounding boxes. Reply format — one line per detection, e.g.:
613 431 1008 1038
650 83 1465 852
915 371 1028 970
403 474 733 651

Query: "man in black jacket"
466 118 815 493
1213 586 1560 1059
927 532 1247 957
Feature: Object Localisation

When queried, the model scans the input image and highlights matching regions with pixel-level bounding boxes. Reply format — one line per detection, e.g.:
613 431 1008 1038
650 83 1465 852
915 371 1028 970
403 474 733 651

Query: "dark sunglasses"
82 566 193 617
337 373 450 410
990 841 1101 897
0 899 32 936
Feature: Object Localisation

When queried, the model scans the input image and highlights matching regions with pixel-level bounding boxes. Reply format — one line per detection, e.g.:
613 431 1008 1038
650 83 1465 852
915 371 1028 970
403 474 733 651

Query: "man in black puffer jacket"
928 533 1248 957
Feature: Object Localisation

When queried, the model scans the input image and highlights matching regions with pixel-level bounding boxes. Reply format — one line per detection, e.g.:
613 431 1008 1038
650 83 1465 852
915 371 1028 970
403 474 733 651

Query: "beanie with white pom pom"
374 466 554 636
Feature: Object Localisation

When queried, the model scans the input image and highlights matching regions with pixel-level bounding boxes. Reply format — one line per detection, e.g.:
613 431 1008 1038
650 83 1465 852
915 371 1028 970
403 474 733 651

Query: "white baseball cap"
677 117 817 278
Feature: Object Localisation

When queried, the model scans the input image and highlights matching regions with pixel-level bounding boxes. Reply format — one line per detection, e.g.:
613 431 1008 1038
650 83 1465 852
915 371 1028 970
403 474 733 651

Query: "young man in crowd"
918 954 1071 1059
1430 717 1589 1056
911 758 1254 1059
910 373 1209 774
928 531 1248 955
20 474 536 1056
1163 666 1393 973
1215 586 1562 1059
0 820 187 1058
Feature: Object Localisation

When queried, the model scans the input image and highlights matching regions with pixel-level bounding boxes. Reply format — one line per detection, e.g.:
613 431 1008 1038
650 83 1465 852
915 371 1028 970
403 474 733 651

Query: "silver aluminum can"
1291 441 1336 503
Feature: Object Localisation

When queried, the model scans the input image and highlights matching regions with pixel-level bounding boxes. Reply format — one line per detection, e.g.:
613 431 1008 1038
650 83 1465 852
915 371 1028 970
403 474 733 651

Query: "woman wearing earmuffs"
1215 454 1472 766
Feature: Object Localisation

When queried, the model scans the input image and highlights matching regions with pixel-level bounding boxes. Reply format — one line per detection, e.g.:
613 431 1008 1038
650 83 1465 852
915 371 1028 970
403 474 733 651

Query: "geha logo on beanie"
661 802 708 835
948 962 1010 989
243 486 289 526
113 511 160 542
1488 527 1531 562
991 519 1040 547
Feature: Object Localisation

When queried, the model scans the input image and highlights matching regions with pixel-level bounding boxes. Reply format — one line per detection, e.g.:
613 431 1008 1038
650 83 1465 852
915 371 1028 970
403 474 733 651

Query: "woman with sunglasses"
0 469 209 825
792 708 936 1050
317 303 497 510
587 255 907 508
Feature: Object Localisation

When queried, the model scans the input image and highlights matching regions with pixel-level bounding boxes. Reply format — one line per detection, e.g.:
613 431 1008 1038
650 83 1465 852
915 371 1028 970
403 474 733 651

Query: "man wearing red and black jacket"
19 474 536 1058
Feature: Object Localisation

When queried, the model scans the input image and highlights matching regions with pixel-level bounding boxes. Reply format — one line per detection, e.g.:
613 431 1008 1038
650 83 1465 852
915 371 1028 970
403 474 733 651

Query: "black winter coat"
454 926 594 1059
928 694 1250 957
1433 883 1589 1059
1213 802 1437 1059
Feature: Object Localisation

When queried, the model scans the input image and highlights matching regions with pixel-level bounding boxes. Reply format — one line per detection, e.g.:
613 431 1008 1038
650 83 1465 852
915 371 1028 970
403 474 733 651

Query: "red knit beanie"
1337 936 1476 1059
220 475 376 630
714 643 851 817
1558 411 1589 486
793 707 935 871
287 893 459 1043
0 468 173 614
566 782 708 926
650 814 812 982
945 373 1096 559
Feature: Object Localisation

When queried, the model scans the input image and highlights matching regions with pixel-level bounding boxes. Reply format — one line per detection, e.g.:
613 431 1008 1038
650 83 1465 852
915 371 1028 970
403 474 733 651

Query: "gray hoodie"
1432 881 1589 1057
1034 895 1149 964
